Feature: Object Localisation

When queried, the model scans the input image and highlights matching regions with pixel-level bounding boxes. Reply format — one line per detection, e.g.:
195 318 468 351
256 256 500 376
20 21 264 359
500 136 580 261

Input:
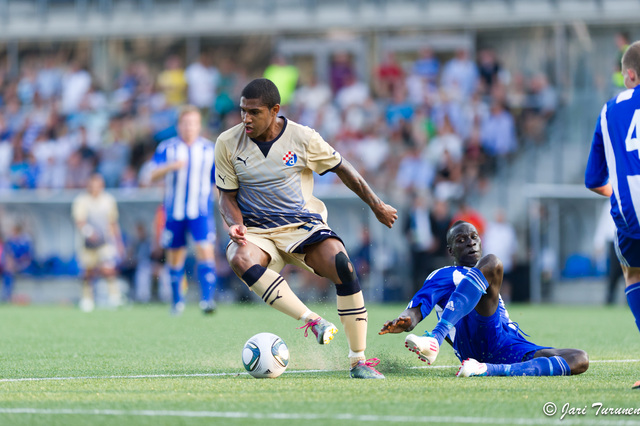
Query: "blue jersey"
153 136 216 222
586 86 640 239
5 234 32 260
409 266 546 363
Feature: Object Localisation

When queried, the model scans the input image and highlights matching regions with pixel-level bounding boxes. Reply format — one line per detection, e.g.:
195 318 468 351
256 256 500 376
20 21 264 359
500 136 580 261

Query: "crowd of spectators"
0 46 557 201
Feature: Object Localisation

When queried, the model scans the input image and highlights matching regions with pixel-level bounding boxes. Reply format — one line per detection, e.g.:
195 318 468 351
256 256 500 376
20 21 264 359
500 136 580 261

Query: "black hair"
446 220 470 247
241 78 281 109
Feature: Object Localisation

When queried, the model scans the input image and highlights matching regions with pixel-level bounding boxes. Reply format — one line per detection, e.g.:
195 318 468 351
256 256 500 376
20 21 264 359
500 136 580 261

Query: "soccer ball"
242 332 290 378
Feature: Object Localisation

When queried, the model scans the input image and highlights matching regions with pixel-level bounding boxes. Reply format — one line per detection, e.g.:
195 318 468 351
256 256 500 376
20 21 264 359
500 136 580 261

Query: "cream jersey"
215 117 342 229
71 191 119 245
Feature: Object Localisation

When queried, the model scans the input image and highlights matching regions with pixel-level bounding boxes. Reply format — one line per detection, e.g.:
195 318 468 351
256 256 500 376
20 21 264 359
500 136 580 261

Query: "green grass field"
1 302 640 426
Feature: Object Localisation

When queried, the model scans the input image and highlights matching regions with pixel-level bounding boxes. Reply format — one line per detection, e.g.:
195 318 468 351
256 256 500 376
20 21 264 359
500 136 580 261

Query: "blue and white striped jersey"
586 86 640 238
153 136 215 221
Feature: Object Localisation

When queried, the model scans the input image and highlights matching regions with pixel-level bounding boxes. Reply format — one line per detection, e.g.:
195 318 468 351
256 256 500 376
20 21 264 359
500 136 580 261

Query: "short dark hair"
446 220 470 247
241 78 281 109
622 41 640 76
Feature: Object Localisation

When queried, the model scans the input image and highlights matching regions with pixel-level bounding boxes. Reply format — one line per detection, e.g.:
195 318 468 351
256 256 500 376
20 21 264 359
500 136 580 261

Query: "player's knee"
478 254 503 282
334 252 361 296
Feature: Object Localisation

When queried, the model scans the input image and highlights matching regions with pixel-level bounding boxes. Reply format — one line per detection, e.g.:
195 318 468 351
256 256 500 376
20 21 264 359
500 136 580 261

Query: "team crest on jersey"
283 151 297 167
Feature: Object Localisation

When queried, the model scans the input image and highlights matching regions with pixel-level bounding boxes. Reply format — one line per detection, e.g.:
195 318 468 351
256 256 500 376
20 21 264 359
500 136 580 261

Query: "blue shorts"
452 309 551 364
614 229 640 268
162 216 214 249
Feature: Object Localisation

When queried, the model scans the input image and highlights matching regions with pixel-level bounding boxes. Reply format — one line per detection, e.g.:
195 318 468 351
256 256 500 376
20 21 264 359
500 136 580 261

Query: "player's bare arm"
218 190 247 246
379 307 423 334
589 183 613 197
334 159 398 228
149 160 187 182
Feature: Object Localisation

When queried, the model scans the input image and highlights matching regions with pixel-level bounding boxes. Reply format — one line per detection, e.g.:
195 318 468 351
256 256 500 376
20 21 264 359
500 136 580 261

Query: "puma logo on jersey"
237 156 249 166
218 174 226 184
270 290 282 306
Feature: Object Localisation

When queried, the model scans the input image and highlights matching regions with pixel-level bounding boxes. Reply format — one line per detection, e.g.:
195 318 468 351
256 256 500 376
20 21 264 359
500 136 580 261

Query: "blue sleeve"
585 114 609 189
153 144 167 166
407 269 455 321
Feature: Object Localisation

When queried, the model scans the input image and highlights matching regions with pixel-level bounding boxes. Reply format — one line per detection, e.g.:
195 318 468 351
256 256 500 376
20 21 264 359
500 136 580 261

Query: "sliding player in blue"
585 40 640 389
379 220 589 377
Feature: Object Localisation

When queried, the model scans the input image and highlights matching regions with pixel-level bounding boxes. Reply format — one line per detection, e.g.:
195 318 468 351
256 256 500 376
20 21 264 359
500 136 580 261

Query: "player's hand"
379 316 413 335
374 202 398 228
228 224 248 246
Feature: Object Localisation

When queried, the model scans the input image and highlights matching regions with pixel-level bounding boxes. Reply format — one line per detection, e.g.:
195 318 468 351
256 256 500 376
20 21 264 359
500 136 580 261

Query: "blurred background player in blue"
2 222 33 303
379 221 589 378
585 40 640 389
72 173 125 312
150 105 218 315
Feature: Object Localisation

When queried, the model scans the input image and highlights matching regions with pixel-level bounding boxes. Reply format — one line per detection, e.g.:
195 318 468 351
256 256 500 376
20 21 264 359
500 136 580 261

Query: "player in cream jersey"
215 114 338 230
216 78 398 379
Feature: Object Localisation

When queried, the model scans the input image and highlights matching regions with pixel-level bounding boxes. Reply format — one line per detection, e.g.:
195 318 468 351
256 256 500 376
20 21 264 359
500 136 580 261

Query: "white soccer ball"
242 332 290 379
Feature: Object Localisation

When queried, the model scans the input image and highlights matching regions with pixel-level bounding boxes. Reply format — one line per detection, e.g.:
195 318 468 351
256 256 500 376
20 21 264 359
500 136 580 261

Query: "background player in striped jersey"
585 40 640 389
379 221 589 377
151 105 218 315
215 78 398 379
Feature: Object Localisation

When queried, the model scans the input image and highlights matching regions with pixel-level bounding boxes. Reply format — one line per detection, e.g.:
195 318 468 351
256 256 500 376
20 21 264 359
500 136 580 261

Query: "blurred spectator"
395 145 435 197
441 49 479 100
157 55 187 107
482 208 518 301
36 54 63 101
480 100 518 157
477 48 504 96
404 192 436 291
263 54 299 106
185 52 219 117
71 173 125 312
335 73 370 111
61 61 91 116
612 31 630 92
291 74 332 129
2 222 33 303
523 73 558 143
451 200 486 237
412 46 440 88
98 116 131 188
329 51 355 94
373 51 405 98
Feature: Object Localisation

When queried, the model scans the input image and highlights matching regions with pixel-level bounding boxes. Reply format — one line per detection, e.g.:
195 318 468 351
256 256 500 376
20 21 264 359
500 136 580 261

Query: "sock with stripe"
431 267 488 345
625 282 640 333
197 261 217 303
241 265 314 321
485 356 571 376
337 291 368 367
169 266 185 306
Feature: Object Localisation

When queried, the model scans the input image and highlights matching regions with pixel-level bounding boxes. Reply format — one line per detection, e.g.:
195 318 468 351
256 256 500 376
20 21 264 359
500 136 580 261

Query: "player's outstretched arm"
334 159 398 228
379 307 423 335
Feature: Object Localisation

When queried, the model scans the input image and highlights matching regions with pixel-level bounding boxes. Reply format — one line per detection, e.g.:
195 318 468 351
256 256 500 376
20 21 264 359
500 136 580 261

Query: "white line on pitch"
1 359 637 383
1 408 640 425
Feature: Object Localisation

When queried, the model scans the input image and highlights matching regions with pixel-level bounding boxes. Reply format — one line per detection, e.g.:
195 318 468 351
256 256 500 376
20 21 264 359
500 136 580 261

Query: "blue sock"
197 261 217 303
625 282 640 333
486 356 570 376
169 266 185 306
431 267 488 345
2 273 13 302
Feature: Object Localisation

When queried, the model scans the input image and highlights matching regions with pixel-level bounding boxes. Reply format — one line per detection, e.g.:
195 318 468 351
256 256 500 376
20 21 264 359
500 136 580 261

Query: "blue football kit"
408 266 550 364
586 85 640 334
